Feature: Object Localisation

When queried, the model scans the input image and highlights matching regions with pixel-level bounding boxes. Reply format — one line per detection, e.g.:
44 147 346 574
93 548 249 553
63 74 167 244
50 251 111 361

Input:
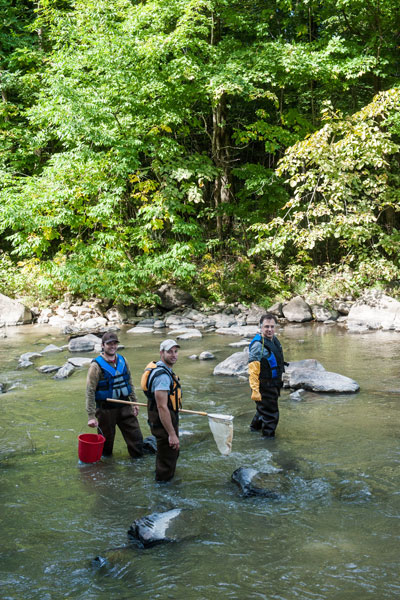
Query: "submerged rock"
37 365 61 374
53 362 76 379
231 467 285 499
128 509 183 547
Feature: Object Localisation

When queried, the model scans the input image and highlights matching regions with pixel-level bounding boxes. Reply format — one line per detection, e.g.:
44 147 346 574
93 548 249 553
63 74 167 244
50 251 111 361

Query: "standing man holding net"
142 339 182 482
248 313 286 438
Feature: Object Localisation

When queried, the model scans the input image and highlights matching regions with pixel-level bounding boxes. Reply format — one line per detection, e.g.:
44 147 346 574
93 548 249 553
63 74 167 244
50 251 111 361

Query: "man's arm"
248 341 262 402
155 390 180 450
86 361 101 427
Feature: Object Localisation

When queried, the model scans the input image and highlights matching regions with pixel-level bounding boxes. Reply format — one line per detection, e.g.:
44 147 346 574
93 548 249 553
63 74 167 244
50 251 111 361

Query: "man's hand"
88 418 98 428
168 432 180 450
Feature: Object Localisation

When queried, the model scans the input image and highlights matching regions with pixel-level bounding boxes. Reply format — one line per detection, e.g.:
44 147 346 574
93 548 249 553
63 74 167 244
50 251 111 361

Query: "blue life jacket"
94 354 132 405
249 333 282 381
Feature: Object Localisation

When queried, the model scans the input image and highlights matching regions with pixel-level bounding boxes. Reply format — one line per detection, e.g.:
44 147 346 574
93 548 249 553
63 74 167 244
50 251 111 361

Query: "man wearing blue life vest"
143 339 182 482
86 331 143 458
248 313 286 438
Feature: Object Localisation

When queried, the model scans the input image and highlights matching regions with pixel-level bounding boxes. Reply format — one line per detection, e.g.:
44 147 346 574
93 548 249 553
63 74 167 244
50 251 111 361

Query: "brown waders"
96 403 143 458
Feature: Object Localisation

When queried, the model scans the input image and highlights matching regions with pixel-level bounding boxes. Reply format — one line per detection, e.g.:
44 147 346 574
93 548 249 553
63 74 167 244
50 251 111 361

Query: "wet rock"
127 326 154 334
267 302 284 318
213 349 249 377
37 365 61 374
128 509 183 547
0 293 32 325
188 354 198 360
67 357 92 367
231 467 284 498
282 296 313 322
176 329 202 340
289 389 305 401
19 352 42 362
156 284 194 310
215 325 258 337
229 340 251 347
332 300 353 315
143 435 157 454
199 351 215 360
18 360 33 369
68 334 101 352
41 344 63 354
283 359 359 393
153 320 166 329
53 362 76 379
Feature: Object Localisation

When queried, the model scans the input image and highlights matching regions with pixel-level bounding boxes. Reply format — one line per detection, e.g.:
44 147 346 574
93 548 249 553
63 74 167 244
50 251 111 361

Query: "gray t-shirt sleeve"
249 340 262 363
152 372 172 392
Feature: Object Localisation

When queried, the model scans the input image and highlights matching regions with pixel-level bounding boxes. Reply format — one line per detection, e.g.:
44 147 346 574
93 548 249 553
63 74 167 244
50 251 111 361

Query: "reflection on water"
0 323 399 599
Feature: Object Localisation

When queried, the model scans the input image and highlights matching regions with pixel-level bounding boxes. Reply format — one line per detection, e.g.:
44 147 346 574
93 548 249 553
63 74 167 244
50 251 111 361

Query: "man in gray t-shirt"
146 339 182 482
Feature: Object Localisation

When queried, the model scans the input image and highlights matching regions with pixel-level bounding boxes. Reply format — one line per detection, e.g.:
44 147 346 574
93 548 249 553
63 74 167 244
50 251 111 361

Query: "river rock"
229 340 251 347
19 352 42 362
127 326 154 334
0 293 32 325
165 314 196 328
153 320 166 329
347 289 400 331
53 362 76 379
212 313 238 328
287 367 359 393
68 334 101 352
68 357 92 367
41 344 64 354
156 284 194 310
18 360 33 369
282 296 313 322
245 304 266 325
267 302 284 318
199 351 215 360
215 326 256 337
311 305 339 322
143 435 157 454
231 467 285 498
128 509 183 547
213 349 249 377
332 300 353 315
37 365 61 374
176 329 202 340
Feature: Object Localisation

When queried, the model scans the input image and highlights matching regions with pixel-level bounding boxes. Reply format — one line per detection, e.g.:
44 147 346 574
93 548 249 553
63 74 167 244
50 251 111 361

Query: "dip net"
207 414 234 455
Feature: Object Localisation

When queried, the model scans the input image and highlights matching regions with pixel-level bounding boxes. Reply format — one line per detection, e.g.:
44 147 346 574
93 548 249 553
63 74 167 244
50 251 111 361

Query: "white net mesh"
207 414 234 455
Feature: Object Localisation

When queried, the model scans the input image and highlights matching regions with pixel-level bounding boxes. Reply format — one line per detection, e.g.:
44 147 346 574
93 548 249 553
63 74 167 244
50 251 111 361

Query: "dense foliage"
1 0 399 306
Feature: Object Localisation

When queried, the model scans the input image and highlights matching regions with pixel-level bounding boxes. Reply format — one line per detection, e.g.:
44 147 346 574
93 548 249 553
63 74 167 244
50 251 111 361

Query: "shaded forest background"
1 0 400 308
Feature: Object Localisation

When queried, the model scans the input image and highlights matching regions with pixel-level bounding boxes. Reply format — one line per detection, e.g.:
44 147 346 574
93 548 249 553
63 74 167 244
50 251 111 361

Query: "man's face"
260 318 276 340
161 346 179 367
103 340 118 357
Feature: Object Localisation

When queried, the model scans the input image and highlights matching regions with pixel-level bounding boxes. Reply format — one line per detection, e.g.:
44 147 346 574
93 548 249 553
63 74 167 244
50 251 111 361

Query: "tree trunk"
212 92 233 241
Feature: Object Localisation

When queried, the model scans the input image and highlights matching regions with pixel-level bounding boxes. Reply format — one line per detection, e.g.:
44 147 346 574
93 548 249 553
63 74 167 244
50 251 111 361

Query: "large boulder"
347 289 400 331
68 334 101 352
0 293 32 325
156 284 194 310
128 509 184 547
282 296 313 322
285 360 359 393
213 349 249 377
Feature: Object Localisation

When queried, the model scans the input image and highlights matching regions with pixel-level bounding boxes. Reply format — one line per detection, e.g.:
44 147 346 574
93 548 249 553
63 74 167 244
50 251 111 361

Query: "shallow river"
0 322 399 600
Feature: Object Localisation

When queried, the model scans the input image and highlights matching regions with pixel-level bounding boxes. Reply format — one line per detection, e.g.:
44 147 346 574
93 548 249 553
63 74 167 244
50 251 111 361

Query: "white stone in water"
127 326 154 334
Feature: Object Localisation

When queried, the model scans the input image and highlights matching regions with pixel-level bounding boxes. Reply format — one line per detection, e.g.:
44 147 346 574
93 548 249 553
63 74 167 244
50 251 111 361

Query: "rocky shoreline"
1 286 400 335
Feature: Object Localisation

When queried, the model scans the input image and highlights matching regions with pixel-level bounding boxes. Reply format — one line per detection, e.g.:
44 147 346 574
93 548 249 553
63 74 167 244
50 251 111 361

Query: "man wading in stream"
142 339 182 482
248 313 286 438
86 331 143 458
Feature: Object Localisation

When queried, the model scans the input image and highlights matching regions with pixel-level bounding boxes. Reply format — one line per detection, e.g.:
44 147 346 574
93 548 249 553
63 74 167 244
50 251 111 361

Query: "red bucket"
78 433 105 463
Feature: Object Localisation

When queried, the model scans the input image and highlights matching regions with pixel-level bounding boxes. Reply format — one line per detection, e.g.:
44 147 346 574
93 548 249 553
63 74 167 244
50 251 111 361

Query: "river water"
0 322 399 600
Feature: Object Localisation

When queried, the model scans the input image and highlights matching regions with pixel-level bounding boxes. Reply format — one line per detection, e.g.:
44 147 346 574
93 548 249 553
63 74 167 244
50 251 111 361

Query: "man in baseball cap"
144 339 182 481
85 331 143 459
